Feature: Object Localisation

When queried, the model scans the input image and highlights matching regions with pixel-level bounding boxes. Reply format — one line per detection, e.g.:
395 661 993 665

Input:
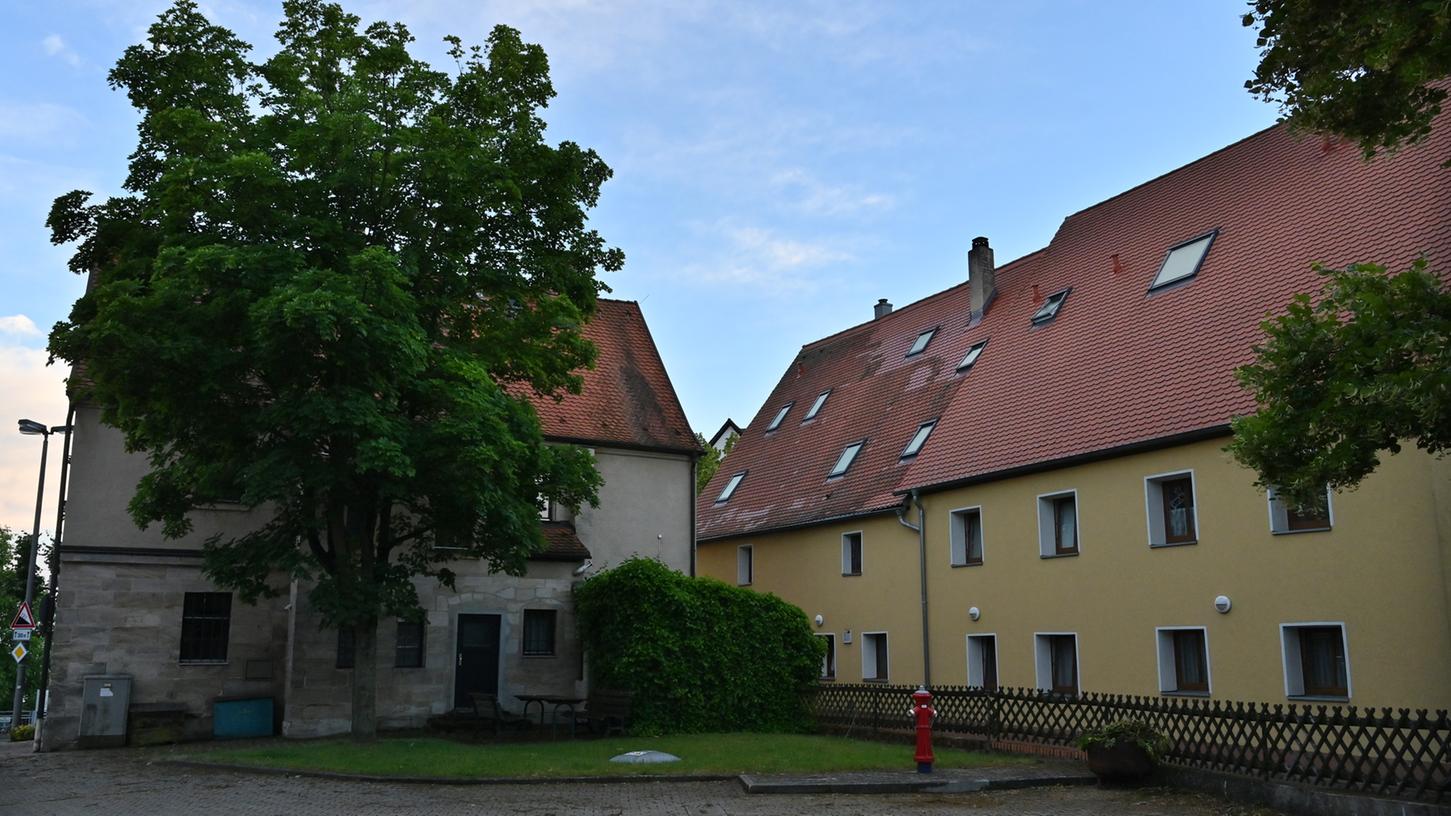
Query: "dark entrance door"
454 614 501 709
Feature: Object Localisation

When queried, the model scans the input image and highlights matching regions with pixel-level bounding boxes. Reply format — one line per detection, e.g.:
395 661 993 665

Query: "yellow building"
696 120 1451 710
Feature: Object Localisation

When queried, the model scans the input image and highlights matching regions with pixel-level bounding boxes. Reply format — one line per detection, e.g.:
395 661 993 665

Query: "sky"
0 1 1282 538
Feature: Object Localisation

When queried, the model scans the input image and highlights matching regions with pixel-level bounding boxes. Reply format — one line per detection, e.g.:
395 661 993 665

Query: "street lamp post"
10 419 69 732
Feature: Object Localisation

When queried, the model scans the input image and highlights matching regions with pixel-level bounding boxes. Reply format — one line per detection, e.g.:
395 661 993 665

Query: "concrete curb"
737 769 1098 795
160 759 738 786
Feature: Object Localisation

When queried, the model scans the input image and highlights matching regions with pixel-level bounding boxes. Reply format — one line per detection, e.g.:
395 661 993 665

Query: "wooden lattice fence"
810 684 1451 804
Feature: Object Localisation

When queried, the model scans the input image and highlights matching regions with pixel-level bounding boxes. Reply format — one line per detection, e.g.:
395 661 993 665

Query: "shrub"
574 557 825 734
10 723 34 742
1075 718 1168 762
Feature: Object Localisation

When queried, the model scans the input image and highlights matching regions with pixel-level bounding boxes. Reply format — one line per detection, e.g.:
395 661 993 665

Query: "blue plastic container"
212 696 274 739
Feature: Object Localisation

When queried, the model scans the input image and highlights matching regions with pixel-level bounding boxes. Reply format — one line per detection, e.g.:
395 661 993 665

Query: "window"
1150 231 1216 290
1037 491 1079 557
1146 472 1198 547
1268 487 1333 534
817 634 836 680
336 627 355 669
862 632 889 682
1156 628 1210 695
967 634 998 690
906 327 937 357
1282 624 1350 699
538 496 555 521
1035 633 1079 696
737 544 753 585
829 440 865 478
900 420 936 460
766 402 793 431
522 609 557 657
957 339 988 372
804 390 831 421
1031 288 1070 324
395 619 425 668
841 532 863 575
716 471 746 504
949 507 984 566
179 592 232 663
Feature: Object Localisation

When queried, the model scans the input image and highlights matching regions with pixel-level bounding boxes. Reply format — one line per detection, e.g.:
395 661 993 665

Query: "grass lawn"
181 733 1030 779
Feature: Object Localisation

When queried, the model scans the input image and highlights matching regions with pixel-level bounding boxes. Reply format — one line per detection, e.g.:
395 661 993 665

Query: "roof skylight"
804 389 831 422
957 339 988 372
717 471 746 503
1031 289 1070 324
1151 231 1217 290
829 440 865 478
900 420 936 459
766 402 793 432
906 328 937 357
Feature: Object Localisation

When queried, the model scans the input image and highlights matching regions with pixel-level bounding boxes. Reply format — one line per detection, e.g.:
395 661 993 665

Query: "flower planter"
1084 741 1156 785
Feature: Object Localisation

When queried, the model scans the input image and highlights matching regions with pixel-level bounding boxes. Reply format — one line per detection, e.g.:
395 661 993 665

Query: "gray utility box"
79 675 132 748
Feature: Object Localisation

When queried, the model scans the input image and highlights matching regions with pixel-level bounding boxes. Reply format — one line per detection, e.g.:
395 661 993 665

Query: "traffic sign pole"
11 427 49 732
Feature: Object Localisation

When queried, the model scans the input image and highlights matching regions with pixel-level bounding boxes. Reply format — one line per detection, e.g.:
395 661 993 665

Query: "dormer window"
906 328 937 357
957 339 988 372
1151 231 1217 290
900 420 936 460
803 390 831 422
717 471 746 503
829 440 865 478
766 402 793 432
1031 289 1070 324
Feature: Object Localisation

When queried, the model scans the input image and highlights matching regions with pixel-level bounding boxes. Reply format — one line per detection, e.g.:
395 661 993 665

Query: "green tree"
1243 0 1451 162
47 0 619 737
1 528 46 714
694 431 735 493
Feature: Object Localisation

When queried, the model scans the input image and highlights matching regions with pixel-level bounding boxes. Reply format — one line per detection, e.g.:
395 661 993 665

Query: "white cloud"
0 315 42 338
42 34 81 67
683 222 853 294
771 168 895 217
0 342 69 538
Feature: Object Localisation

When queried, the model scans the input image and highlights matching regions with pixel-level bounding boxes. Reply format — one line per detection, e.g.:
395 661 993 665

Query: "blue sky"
0 1 1280 534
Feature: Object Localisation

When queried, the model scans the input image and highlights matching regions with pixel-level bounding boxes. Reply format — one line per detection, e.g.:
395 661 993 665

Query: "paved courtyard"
3 741 1281 816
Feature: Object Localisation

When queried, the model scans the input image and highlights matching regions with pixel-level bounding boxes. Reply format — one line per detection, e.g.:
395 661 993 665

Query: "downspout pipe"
896 490 931 687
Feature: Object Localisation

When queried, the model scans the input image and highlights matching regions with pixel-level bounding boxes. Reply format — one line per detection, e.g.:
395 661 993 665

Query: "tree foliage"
694 431 735 493
1244 0 1451 162
1 528 46 712
574 557 825 735
1227 260 1451 508
46 0 620 735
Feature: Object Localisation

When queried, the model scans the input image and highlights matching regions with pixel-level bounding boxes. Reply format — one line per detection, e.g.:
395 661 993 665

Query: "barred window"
523 609 557 657
179 592 232 663
395 619 425 668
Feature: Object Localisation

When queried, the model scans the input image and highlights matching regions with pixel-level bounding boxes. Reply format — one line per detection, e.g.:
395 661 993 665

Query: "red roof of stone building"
698 118 1451 542
526 298 699 456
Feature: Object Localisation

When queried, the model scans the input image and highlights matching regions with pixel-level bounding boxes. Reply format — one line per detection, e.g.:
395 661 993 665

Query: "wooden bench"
469 692 529 735
582 688 633 736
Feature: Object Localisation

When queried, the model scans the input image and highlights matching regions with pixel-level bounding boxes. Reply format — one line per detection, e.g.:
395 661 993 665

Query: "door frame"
450 610 506 711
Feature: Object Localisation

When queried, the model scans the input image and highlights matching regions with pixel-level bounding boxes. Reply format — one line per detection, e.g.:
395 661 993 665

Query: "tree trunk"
351 615 379 740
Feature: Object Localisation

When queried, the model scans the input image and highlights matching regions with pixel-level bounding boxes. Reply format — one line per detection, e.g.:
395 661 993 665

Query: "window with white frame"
1281 623 1350 699
716 471 746 504
949 507 984 566
1156 627 1210 695
816 633 836 680
828 440 866 478
967 634 998 690
1035 633 1079 696
862 632 889 682
766 402 793 431
1146 472 1198 547
1037 491 1079 556
736 544 753 586
906 328 937 357
841 531 863 576
1268 486 1333 534
803 389 831 421
1031 289 1070 324
1150 231 1216 290
957 339 988 372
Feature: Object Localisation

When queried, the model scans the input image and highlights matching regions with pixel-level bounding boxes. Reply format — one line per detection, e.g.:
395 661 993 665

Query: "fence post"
989 687 1001 744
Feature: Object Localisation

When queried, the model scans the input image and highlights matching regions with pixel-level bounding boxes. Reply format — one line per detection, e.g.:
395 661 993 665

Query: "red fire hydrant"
910 686 936 773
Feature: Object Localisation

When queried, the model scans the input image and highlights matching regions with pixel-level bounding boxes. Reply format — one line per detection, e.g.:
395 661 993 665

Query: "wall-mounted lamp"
968 606 981 622
813 614 824 628
1214 595 1232 614
572 558 594 577
842 630 852 645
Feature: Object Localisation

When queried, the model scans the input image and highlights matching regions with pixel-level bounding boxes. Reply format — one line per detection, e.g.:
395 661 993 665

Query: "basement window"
766 402 793 432
1031 289 1070 324
906 327 937 357
1151 231 1217 290
803 390 831 422
716 471 746 503
829 440 866 478
900 420 936 460
957 339 988 372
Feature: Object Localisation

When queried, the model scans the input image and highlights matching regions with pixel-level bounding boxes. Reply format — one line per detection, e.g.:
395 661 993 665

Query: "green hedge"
574 557 825 734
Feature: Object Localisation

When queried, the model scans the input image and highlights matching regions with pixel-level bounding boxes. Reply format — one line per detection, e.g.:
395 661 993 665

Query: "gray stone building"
38 299 699 749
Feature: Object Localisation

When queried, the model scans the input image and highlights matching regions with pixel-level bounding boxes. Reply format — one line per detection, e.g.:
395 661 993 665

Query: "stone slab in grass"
610 750 681 764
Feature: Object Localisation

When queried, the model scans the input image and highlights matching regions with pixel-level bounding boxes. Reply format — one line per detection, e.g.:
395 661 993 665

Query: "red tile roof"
698 118 1451 541
524 298 699 456
533 522 592 561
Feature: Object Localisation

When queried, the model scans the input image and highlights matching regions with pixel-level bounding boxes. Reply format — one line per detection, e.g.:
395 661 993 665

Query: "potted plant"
1075 719 1168 785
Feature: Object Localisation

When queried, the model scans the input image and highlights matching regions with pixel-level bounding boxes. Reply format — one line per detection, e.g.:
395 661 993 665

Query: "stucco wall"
575 447 694 573
698 440 1451 709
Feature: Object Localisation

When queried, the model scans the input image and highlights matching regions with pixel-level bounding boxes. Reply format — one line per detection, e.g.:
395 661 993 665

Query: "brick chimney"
874 298 893 319
969 236 996 322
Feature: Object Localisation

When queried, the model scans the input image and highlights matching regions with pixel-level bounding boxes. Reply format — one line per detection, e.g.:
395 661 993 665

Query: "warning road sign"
10 601 34 631
10 643 26 663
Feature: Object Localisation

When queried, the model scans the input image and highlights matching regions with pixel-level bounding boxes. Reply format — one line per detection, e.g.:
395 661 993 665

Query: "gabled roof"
698 116 1451 542
526 298 700 456
709 418 743 449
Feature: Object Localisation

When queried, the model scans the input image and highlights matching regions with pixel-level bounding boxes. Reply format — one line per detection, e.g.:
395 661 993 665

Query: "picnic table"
515 694 586 738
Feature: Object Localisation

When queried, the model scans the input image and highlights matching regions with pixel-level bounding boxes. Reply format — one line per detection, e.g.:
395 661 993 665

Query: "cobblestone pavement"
4 742 1282 816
